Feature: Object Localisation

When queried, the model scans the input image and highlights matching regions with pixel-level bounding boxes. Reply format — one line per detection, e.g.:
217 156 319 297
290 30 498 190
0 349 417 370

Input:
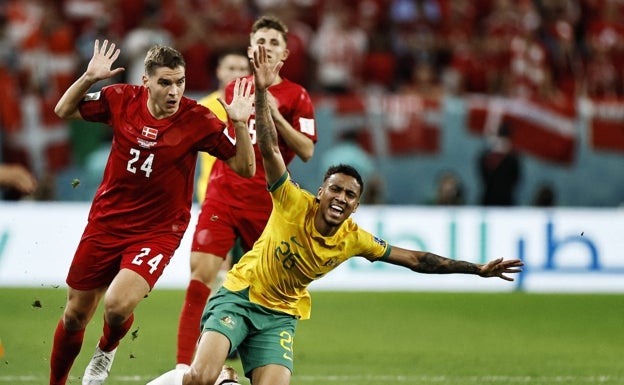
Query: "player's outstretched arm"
385 246 523 281
55 39 125 120
252 45 287 186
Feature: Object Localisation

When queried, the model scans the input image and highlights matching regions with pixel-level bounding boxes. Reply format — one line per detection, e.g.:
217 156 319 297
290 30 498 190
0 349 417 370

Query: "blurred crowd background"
1 0 623 206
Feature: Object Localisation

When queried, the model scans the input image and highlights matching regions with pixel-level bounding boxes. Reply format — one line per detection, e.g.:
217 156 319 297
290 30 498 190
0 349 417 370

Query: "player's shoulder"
180 96 203 113
274 78 308 94
95 84 144 108
100 83 140 97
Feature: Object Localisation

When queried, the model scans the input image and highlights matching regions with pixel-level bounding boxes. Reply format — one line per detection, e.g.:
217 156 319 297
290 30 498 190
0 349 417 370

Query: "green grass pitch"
0 288 622 384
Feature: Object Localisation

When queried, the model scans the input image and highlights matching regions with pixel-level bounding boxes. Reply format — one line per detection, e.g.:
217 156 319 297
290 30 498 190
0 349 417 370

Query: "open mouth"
329 204 344 216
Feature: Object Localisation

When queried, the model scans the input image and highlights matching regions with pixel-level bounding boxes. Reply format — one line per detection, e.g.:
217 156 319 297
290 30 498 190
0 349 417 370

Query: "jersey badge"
219 315 237 330
373 236 387 248
142 126 159 140
83 91 101 101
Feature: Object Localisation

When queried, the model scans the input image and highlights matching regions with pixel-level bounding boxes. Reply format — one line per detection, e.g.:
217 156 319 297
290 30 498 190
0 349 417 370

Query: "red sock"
99 313 134 352
49 320 85 385
176 279 210 365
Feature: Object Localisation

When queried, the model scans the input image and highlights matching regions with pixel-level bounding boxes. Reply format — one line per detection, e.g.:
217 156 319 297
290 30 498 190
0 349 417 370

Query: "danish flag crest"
142 126 158 140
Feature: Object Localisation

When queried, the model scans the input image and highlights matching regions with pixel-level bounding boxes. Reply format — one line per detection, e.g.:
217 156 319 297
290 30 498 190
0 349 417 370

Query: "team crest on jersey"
142 126 158 140
373 236 387 248
219 315 236 330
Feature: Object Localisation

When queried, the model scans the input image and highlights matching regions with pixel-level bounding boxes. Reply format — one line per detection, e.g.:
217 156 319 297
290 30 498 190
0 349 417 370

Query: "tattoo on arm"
255 89 278 152
415 253 481 274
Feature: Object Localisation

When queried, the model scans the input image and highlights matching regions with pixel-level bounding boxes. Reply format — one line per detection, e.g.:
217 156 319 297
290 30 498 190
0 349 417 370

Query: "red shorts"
191 197 270 257
66 222 184 290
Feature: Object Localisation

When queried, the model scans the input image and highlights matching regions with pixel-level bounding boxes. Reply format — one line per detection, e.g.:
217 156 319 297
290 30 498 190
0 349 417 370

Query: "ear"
142 74 148 87
282 48 290 62
316 186 323 200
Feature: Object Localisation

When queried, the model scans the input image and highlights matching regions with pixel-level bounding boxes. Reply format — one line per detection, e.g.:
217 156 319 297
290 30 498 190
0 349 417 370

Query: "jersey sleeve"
78 87 114 124
355 229 392 262
290 86 317 142
191 105 237 161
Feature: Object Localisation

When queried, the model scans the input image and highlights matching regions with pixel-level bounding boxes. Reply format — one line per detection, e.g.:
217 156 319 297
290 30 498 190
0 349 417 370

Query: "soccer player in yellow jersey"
148 46 524 385
195 50 251 203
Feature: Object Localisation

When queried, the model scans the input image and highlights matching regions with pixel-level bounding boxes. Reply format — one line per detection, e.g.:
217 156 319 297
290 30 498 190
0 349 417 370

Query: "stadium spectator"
582 1 624 100
120 1 173 85
47 39 255 385
531 182 556 207
268 2 315 89
147 44 524 385
430 169 465 206
160 0 254 92
1 1 74 200
320 128 384 204
309 0 368 94
388 0 443 86
477 123 522 206
175 14 316 370
0 162 37 197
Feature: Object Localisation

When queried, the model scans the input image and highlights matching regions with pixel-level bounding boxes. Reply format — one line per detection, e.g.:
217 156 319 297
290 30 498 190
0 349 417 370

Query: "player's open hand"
479 257 524 281
221 77 254 124
251 45 282 91
85 39 125 82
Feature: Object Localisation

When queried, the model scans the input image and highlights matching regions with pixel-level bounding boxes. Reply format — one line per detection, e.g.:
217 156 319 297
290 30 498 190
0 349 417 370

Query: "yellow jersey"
223 172 391 319
196 91 226 203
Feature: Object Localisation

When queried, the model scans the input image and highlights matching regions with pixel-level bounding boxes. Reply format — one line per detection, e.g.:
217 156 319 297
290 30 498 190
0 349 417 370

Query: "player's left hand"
220 77 253 124
479 258 524 281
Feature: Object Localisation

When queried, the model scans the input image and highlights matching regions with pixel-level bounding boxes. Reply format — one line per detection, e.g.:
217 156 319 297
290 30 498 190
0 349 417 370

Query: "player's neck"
271 75 283 86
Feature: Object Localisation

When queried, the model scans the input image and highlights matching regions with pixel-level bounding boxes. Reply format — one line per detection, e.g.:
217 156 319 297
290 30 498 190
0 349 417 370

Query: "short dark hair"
216 48 249 65
144 45 186 76
251 15 288 44
323 164 364 196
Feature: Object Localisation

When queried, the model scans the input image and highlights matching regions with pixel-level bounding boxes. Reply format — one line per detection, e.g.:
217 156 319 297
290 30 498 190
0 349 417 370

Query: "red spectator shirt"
78 84 236 235
205 76 316 211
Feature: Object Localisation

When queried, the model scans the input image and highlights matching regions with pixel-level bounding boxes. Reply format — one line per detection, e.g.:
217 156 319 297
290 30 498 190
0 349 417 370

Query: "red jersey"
205 76 316 211
78 84 236 235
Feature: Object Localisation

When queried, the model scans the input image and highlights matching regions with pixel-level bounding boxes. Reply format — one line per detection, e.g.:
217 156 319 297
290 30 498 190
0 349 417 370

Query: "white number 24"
131 248 164 274
127 148 154 177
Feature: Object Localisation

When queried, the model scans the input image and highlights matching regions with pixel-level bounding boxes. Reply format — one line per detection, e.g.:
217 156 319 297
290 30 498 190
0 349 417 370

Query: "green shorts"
201 287 297 377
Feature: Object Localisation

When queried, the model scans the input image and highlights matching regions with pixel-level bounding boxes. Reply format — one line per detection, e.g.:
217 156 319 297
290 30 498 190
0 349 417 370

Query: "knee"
189 253 223 284
186 365 217 385
62 308 90 331
102 296 134 326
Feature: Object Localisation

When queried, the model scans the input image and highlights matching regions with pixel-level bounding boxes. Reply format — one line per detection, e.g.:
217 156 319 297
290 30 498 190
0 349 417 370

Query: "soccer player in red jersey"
175 15 317 369
48 39 255 385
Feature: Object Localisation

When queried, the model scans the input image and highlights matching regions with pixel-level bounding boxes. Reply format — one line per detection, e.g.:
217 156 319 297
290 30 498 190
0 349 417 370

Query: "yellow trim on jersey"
223 172 390 319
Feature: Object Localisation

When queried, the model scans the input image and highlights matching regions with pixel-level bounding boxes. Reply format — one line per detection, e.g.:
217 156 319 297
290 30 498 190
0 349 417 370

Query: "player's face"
143 65 186 119
316 173 361 231
217 54 251 88
248 28 289 67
